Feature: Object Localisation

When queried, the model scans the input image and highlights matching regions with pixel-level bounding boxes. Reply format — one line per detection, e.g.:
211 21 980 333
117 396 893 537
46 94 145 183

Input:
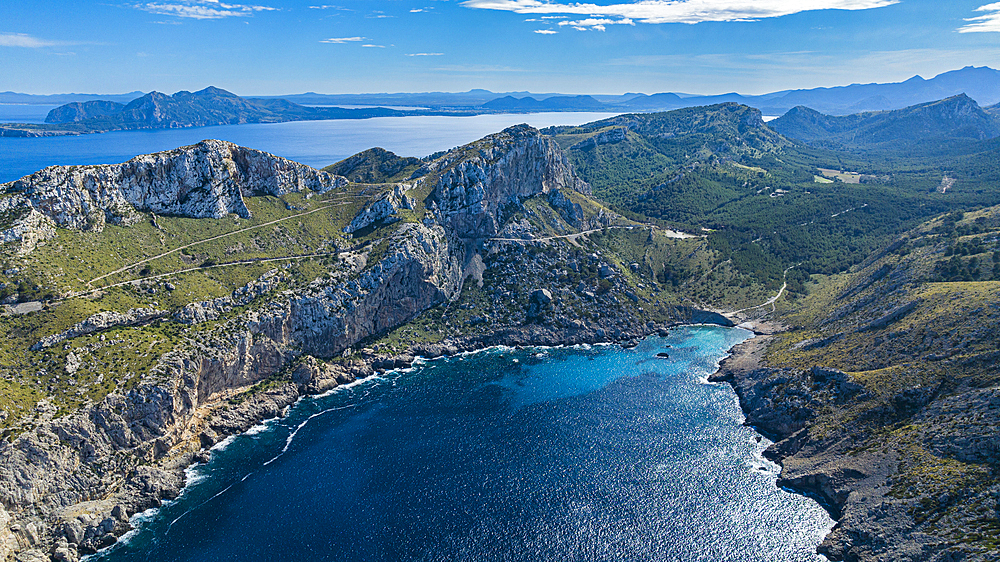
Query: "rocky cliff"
713 208 1000 561
424 124 591 239
0 139 347 238
0 125 614 561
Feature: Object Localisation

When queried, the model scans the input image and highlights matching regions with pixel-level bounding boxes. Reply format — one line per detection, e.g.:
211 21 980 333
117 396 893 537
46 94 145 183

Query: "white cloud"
534 29 558 34
406 52 444 56
460 0 898 25
136 1 277 19
320 36 365 43
559 17 634 30
0 33 58 47
959 3 1000 33
362 44 386 48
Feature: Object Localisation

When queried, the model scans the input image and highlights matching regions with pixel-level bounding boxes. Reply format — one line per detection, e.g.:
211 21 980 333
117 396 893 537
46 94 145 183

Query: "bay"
91 326 834 562
0 112 619 184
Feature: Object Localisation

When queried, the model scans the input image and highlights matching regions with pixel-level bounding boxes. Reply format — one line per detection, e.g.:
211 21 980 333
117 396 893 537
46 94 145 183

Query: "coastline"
82 316 837 562
708 322 913 562
79 316 763 558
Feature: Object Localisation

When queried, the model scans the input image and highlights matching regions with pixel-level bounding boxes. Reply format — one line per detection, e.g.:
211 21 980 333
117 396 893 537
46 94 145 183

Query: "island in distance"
4 65 1000 137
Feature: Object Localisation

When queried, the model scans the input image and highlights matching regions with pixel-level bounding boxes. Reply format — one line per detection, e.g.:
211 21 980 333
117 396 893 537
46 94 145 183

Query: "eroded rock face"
32 308 168 350
0 129 597 560
343 192 400 234
0 196 56 256
427 125 591 238
526 288 554 320
0 506 15 562
1 139 348 235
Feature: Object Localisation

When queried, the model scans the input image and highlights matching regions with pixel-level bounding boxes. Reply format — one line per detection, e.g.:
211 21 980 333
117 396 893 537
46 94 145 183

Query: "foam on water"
92 326 834 562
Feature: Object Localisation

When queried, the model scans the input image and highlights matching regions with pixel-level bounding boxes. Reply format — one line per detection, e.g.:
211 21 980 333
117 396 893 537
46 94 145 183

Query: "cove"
91 326 834 562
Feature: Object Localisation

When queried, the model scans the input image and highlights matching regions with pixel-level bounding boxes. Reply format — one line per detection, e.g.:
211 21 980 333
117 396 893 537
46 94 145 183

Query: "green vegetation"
545 104 1000 293
760 206 1000 553
0 181 406 433
323 147 423 183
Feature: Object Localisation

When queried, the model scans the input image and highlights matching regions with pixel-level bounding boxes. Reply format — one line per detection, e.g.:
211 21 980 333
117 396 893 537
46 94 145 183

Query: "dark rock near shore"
526 288 554 320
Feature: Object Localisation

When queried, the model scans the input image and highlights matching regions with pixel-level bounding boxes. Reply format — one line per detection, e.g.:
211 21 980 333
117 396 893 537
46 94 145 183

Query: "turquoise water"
91 326 834 562
0 111 619 183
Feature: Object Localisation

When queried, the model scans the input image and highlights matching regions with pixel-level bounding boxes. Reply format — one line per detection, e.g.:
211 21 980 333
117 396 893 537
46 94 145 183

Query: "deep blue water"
0 111 619 183
92 326 833 562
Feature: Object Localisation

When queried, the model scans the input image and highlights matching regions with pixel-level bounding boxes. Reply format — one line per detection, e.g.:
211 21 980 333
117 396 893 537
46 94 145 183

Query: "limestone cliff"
0 126 599 561
0 139 347 235
424 124 591 239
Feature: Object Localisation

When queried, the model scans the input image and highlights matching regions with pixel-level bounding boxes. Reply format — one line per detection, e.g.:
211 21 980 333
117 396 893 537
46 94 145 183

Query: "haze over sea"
0 111 619 184
90 326 833 562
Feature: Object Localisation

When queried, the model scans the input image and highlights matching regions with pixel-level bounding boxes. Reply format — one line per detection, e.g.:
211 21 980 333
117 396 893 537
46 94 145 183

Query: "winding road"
731 265 796 315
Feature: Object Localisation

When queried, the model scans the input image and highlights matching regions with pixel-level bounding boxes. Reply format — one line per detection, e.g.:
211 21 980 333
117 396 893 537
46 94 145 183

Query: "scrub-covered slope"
715 208 1000 561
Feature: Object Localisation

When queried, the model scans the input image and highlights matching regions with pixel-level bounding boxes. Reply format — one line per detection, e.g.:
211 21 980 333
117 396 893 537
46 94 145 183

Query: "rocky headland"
712 211 1000 562
0 124 741 562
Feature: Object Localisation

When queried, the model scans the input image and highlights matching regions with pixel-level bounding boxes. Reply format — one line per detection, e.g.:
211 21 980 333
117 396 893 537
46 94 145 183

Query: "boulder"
526 288 554 320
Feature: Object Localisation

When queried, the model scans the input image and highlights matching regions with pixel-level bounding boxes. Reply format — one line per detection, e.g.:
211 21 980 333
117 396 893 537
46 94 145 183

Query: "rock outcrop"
526 288 554 320
343 192 400 234
1 140 347 237
32 308 168 350
0 197 56 255
175 269 290 325
569 127 627 150
425 125 591 239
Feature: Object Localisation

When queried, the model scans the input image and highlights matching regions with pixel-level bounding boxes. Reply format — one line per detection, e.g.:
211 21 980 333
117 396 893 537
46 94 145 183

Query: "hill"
770 94 1000 148
615 66 1000 115
323 147 423 184
0 87 416 136
2 102 1000 561
481 95 605 111
0 125 761 561
544 98 1000 298
716 207 1000 560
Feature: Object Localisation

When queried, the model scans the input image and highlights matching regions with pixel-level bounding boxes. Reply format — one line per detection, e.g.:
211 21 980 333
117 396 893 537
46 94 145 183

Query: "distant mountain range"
246 66 1000 114
0 90 145 106
4 66 1000 136
0 87 426 136
246 67 1000 115
4 66 1000 117
770 94 1000 148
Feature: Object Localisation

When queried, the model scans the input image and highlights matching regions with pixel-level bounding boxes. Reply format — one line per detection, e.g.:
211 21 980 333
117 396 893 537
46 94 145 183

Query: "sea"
89 326 834 562
0 108 620 184
1 109 835 560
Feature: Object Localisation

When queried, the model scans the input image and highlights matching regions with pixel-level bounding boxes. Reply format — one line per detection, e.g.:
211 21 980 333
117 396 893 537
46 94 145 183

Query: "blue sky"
2 0 1000 95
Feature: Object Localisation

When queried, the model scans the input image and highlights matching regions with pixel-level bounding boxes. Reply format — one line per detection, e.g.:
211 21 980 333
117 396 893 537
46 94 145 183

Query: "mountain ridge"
770 94 1000 148
5 65 1000 129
